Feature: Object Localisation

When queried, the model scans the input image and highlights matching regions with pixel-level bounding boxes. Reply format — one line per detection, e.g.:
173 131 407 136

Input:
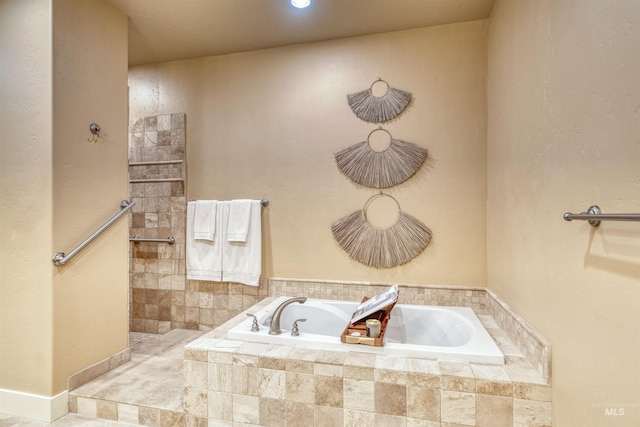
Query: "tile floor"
1 329 207 427
0 413 138 427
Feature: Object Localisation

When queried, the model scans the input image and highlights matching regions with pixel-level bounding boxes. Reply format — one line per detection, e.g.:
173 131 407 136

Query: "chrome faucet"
269 297 307 335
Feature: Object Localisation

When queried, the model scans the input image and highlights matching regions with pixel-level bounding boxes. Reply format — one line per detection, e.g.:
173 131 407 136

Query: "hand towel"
186 201 222 281
193 200 217 241
221 200 262 286
227 199 252 242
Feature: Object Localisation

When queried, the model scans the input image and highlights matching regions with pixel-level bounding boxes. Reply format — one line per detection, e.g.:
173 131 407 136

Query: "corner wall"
0 0 54 399
487 0 640 425
0 0 129 419
128 20 489 287
52 0 129 394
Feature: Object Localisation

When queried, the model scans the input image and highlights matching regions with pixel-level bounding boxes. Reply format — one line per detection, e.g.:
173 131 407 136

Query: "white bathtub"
228 296 504 365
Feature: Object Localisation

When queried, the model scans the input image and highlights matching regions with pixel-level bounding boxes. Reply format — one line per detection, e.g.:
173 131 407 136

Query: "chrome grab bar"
52 200 136 266
563 205 640 227
130 236 175 245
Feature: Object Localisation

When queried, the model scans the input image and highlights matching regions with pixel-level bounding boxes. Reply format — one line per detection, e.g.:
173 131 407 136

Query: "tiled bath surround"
268 278 551 382
183 279 552 427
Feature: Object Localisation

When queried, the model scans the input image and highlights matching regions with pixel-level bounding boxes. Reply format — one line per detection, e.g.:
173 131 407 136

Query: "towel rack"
187 198 269 207
130 236 175 245
563 205 640 227
53 200 135 266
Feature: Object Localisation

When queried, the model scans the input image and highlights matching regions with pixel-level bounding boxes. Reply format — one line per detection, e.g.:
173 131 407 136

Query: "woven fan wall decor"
334 127 427 188
347 78 412 123
331 193 432 268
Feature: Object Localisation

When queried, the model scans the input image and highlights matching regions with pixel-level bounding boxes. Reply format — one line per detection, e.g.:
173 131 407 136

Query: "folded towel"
227 199 252 242
193 200 217 241
221 200 262 286
186 201 222 282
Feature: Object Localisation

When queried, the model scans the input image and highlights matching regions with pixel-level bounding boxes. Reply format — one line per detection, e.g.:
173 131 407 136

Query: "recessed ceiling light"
291 0 311 8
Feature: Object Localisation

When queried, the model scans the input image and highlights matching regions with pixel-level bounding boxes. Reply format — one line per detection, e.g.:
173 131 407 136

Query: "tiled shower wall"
128 113 187 333
128 113 269 333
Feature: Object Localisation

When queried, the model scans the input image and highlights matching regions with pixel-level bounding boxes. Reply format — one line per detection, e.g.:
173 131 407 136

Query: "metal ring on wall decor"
369 78 390 97
330 192 432 268
346 78 412 123
366 126 393 152
363 192 401 225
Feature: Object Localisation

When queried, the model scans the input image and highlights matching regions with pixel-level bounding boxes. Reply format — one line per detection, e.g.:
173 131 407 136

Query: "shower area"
127 113 267 334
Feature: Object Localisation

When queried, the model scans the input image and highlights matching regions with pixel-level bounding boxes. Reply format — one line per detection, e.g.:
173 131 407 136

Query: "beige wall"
51 0 129 394
0 0 54 397
129 21 488 286
0 0 128 401
487 0 640 425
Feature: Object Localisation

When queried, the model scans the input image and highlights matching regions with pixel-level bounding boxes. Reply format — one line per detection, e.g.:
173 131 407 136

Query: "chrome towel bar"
130 236 175 245
186 198 269 207
52 200 135 266
563 205 640 227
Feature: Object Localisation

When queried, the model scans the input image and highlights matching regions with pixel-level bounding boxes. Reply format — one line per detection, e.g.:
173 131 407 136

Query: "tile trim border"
67 347 131 391
486 289 552 382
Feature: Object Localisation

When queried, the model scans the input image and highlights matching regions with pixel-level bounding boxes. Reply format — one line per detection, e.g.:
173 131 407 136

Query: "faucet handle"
291 318 307 336
246 313 260 332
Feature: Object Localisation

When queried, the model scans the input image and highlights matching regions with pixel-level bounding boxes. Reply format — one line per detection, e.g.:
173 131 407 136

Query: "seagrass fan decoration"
334 127 427 188
331 193 432 268
347 78 412 123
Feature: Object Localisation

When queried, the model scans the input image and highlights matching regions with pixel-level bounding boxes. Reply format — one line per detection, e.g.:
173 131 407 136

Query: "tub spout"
269 297 307 335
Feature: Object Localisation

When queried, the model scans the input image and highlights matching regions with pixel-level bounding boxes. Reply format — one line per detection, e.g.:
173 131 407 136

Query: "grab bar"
563 205 640 227
130 236 175 245
52 200 136 266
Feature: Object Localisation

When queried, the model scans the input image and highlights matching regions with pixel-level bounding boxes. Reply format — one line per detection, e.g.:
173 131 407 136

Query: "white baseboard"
0 388 68 422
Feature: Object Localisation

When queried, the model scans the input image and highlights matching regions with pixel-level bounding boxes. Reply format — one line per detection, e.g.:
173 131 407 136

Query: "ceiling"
106 0 495 66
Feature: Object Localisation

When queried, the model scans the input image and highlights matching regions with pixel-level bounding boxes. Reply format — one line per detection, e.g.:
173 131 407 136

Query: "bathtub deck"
184 297 551 426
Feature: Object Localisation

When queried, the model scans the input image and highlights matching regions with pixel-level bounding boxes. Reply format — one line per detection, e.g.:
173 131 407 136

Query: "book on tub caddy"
341 284 398 347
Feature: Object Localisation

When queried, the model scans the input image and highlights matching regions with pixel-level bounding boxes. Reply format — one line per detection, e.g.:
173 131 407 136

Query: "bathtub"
228 296 504 365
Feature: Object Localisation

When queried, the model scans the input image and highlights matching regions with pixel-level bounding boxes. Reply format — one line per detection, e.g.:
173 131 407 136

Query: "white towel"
221 200 262 286
227 199 252 242
186 201 222 281
193 200 217 241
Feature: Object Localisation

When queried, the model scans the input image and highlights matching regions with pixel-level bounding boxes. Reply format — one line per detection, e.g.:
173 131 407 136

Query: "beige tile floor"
1 329 207 427
0 413 138 427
